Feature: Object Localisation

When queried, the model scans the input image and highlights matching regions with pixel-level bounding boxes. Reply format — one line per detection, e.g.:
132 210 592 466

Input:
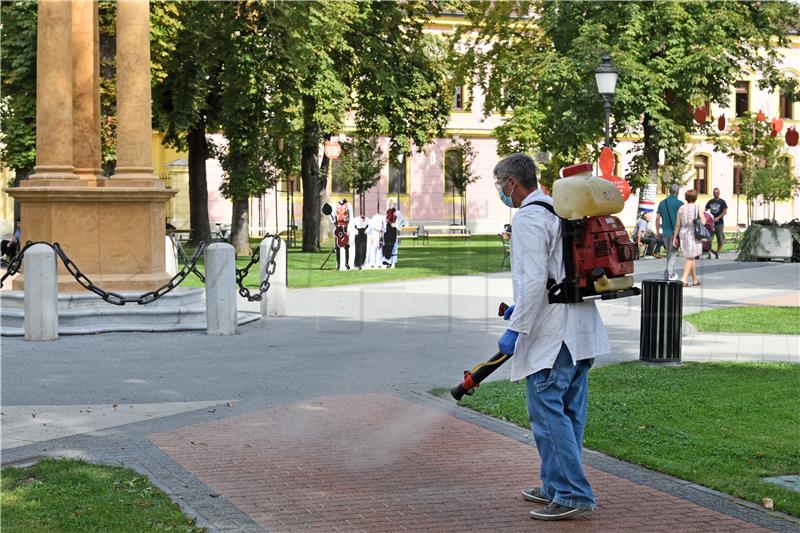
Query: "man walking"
656 184 683 279
705 188 728 259
494 154 610 521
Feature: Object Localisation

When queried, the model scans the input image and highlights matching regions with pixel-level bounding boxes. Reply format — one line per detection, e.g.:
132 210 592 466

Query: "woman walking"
673 190 702 287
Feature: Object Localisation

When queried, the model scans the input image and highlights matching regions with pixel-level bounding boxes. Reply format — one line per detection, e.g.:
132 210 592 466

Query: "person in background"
655 184 683 280
704 188 728 259
1 220 21 265
633 212 658 258
673 189 702 287
494 153 609 521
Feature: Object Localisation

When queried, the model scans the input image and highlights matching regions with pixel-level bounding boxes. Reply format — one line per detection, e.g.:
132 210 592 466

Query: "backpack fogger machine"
451 165 641 401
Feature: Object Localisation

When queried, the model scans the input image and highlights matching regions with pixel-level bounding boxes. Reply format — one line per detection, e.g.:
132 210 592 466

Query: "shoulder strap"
521 200 557 215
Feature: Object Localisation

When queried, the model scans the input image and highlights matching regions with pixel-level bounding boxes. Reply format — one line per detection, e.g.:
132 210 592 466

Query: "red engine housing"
568 215 636 291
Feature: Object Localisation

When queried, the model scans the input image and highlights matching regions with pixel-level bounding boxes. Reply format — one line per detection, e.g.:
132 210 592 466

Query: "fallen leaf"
207 409 216 413
762 497 773 510
755 451 764 458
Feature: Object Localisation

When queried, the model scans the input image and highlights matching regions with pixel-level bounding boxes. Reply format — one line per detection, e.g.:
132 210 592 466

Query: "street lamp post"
595 53 619 147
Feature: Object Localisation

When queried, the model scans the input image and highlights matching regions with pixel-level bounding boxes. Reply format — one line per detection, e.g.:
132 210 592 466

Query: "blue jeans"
526 343 595 510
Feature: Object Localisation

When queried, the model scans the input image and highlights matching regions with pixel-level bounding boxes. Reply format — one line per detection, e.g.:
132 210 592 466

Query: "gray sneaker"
529 502 587 521
521 487 550 504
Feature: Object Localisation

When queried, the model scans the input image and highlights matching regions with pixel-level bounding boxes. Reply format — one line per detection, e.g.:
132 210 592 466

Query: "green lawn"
685 306 800 335
1 458 204 532
436 362 800 517
181 235 507 289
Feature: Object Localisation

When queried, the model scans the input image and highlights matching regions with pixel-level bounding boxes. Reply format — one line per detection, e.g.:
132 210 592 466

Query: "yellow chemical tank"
552 176 624 220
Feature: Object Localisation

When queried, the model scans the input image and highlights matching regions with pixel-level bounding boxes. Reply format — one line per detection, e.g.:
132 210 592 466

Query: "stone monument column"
28 0 80 183
72 0 104 183
111 0 159 184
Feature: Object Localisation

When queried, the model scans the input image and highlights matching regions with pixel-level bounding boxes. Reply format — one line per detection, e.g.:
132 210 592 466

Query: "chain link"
1 236 279 305
236 236 281 302
1 240 205 305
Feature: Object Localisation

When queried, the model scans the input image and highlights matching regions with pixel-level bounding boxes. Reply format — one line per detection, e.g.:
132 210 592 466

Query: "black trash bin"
639 279 683 363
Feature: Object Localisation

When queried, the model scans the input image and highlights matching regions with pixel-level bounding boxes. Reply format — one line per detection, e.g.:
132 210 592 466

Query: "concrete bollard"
165 235 178 276
205 242 237 335
261 237 286 317
24 244 59 341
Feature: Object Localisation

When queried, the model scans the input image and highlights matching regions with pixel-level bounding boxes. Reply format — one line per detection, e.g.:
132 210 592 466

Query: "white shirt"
508 190 610 381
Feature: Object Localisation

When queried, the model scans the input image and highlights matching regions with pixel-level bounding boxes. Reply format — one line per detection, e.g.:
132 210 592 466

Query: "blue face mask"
498 181 515 208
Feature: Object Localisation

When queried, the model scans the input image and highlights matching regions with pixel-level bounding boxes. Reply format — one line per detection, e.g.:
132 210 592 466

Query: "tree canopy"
453 0 800 192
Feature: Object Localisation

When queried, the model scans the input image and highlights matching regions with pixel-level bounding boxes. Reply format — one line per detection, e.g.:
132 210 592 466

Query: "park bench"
498 232 511 268
724 223 747 250
166 228 193 245
421 224 471 241
398 225 425 245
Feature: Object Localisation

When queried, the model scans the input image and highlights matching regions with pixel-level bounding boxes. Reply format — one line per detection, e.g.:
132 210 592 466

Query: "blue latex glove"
503 304 515 321
498 329 519 355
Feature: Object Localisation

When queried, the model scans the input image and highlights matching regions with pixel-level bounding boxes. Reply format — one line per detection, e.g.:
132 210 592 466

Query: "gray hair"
494 153 538 189
669 183 680 195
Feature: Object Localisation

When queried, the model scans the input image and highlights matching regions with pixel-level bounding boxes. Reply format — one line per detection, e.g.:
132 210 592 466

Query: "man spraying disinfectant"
475 154 621 521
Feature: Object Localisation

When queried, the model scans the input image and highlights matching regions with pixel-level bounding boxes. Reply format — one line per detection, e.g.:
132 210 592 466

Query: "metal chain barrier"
236 236 281 302
0 240 43 288
168 233 205 282
0 240 206 305
2 235 281 305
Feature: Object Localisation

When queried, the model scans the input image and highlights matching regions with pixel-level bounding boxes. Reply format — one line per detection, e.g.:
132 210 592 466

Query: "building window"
735 81 749 118
388 154 408 194
779 92 794 120
285 175 301 194
444 149 462 195
733 158 744 195
693 155 708 195
780 156 793 175
330 158 349 193
453 86 464 110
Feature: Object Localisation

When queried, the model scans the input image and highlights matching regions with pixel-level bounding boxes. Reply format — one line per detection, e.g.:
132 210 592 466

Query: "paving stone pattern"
151 394 771 533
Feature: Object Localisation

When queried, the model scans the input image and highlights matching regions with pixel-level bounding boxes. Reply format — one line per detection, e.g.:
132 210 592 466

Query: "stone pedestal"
8 185 176 292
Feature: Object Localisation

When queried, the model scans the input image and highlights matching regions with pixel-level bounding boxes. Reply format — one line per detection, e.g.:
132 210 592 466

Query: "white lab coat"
507 190 610 381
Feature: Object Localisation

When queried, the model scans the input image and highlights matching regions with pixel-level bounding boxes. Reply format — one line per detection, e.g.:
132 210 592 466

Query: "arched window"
388 154 408 194
330 158 349 193
693 155 708 194
734 81 750 117
444 149 462 195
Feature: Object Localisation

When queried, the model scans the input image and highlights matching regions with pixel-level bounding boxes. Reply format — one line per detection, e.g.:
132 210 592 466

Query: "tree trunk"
642 114 660 185
187 125 211 245
230 199 251 256
301 96 321 252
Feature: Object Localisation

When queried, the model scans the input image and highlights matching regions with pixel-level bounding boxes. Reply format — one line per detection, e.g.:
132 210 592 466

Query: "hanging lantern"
693 106 708 124
787 127 799 147
772 117 784 134
717 114 726 131
756 109 766 122
612 176 632 201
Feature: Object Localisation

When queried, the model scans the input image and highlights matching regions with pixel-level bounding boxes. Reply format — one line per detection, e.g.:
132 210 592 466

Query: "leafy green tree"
337 135 384 216
0 0 37 185
453 0 800 192
283 0 451 252
151 0 218 245
444 139 479 226
711 113 799 222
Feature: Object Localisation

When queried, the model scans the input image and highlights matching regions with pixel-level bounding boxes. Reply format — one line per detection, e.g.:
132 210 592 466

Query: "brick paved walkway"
150 394 772 533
